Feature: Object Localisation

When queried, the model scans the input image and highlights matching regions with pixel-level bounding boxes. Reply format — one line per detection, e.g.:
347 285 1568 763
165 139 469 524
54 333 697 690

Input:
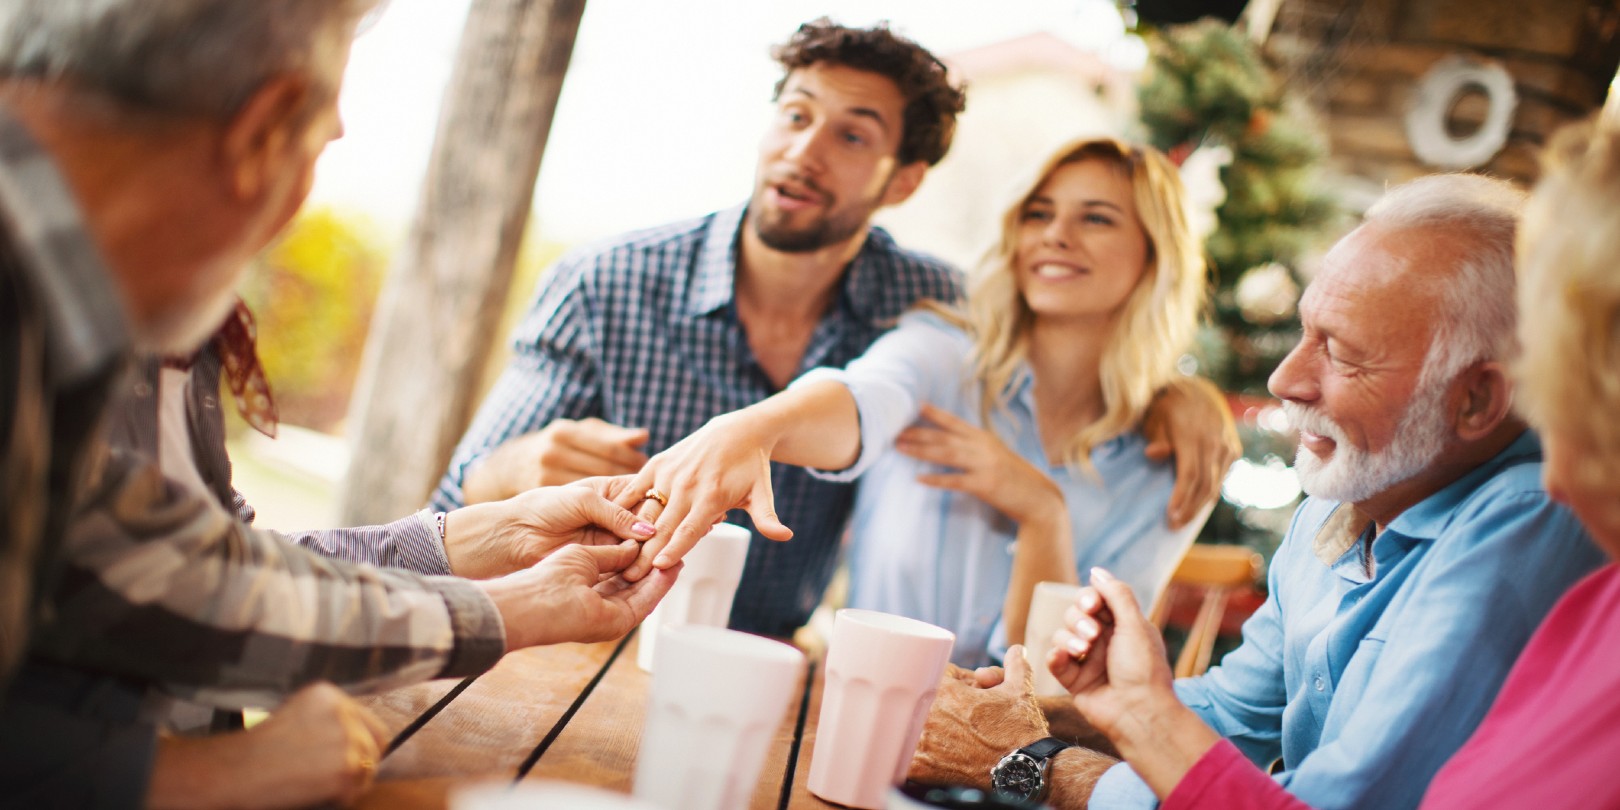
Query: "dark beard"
749 173 891 254
751 204 869 253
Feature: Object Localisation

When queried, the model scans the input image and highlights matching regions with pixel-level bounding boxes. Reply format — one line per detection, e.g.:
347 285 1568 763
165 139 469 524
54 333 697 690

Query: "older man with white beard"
903 173 1605 810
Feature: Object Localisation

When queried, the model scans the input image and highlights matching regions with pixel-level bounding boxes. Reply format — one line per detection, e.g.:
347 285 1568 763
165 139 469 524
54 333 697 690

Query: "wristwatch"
990 736 1076 802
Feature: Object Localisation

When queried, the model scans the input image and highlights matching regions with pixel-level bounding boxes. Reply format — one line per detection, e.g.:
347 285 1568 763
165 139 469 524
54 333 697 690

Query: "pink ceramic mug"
808 609 956 810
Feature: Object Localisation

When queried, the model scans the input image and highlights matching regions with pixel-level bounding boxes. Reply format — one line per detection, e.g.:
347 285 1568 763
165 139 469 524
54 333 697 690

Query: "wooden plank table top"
353 629 840 809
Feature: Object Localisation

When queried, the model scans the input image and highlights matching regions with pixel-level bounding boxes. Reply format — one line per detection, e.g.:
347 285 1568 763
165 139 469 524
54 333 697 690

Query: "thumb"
1002 644 1034 692
748 467 793 542
577 540 641 575
578 490 657 542
1089 568 1144 628
614 425 651 448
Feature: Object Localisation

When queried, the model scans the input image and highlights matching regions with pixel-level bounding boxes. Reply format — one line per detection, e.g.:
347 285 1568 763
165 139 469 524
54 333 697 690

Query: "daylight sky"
309 0 1142 243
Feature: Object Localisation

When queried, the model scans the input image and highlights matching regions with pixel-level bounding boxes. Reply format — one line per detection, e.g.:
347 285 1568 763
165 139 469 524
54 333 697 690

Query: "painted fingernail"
1091 567 1115 583
1066 637 1088 656
632 521 656 536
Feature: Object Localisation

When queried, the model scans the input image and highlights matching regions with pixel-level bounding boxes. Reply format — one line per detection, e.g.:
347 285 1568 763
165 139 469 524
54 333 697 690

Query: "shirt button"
1313 677 1325 691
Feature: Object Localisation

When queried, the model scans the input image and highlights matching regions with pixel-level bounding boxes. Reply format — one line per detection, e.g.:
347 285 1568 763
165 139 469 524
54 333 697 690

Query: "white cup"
1025 581 1086 698
452 780 662 809
632 624 806 810
807 609 956 810
636 522 752 672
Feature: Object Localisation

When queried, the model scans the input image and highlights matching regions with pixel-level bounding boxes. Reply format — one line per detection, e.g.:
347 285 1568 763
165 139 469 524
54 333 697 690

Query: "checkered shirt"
433 203 965 636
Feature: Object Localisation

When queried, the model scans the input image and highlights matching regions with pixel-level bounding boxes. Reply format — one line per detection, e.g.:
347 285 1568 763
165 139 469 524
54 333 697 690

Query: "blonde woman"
632 137 1211 666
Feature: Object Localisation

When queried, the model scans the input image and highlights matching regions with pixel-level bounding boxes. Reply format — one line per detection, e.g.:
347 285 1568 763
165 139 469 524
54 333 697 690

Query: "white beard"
1285 383 1452 505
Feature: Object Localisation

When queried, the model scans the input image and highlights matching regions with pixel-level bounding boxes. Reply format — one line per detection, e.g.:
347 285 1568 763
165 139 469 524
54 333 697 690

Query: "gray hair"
0 0 379 119
1363 173 1526 387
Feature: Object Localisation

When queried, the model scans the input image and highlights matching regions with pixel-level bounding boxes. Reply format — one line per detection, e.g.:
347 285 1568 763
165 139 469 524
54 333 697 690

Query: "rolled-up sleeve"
792 310 968 482
36 451 506 708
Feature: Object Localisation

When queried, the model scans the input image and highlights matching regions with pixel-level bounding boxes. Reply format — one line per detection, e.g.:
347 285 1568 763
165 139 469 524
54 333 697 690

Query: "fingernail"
1065 637 1088 656
1091 567 1114 583
654 554 671 568
632 521 656 537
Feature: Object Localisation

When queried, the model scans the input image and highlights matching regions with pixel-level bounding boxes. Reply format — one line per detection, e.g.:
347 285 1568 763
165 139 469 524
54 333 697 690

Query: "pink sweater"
1163 563 1620 810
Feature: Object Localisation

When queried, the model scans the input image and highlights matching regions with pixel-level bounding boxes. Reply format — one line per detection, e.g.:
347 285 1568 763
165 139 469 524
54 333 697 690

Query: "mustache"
1282 401 1345 442
766 169 830 203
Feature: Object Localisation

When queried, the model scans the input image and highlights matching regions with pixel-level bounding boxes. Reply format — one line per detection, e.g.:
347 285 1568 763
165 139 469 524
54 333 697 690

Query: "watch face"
991 752 1044 801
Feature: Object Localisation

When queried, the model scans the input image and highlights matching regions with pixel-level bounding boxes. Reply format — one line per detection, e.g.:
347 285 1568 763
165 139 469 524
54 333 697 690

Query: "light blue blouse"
794 310 1201 667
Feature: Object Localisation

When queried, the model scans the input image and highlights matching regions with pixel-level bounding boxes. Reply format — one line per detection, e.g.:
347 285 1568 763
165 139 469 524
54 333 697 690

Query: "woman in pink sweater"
1046 116 1620 810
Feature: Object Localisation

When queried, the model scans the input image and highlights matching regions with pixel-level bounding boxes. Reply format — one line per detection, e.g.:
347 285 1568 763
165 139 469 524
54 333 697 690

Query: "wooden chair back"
1151 544 1263 678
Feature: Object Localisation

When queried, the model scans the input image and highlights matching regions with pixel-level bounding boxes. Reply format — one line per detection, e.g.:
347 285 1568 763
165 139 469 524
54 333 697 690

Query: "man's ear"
221 74 312 201
1453 360 1514 441
880 161 929 207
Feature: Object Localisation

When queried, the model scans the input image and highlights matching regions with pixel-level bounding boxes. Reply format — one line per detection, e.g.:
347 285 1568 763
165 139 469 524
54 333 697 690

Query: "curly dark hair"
770 18 966 167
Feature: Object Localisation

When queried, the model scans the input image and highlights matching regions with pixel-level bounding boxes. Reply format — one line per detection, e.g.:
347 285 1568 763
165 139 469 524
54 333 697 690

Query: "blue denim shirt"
1090 429 1603 809
797 311 1198 667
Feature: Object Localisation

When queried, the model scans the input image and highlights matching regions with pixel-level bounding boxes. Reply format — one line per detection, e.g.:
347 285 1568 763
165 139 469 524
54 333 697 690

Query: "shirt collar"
0 105 129 387
686 203 747 317
685 202 904 330
1383 428 1542 541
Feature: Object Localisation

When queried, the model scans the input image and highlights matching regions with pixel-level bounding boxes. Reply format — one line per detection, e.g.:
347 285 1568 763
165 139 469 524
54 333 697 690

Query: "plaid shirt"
0 106 503 712
118 353 454 577
434 204 965 636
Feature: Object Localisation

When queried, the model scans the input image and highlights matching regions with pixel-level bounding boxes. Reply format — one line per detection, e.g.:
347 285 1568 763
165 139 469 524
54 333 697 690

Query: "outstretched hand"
618 412 793 581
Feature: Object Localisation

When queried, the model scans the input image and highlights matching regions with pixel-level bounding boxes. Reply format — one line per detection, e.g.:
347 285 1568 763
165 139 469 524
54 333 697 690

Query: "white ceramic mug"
632 624 806 810
1025 581 1086 698
636 522 752 672
807 609 956 810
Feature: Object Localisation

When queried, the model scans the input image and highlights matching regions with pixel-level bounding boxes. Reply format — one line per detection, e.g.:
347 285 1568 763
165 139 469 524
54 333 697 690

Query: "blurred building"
876 32 1137 271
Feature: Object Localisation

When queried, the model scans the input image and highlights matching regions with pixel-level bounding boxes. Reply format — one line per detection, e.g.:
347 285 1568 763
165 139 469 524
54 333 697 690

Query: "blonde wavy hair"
930 137 1207 472
1516 116 1620 484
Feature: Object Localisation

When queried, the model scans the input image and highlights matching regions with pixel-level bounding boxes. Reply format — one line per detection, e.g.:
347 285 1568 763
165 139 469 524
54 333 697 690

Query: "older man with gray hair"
905 173 1606 810
0 1 680 806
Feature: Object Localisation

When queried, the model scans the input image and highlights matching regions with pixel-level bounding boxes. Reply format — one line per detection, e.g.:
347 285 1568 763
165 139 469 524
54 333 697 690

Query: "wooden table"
354 629 838 809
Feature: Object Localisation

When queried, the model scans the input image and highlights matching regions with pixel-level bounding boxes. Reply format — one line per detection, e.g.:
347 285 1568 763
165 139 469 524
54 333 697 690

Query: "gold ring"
644 487 669 507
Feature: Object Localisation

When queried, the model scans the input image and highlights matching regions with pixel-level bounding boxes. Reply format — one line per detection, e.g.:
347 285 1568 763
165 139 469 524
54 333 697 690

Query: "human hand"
908 646 1050 790
1141 377 1240 528
443 476 658 579
1046 568 1178 743
147 682 389 810
479 541 680 649
619 411 793 581
896 404 1065 526
462 418 649 503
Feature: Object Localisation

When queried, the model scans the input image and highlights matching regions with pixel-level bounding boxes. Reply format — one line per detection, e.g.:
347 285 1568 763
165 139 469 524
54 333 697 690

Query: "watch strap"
1020 736 1076 760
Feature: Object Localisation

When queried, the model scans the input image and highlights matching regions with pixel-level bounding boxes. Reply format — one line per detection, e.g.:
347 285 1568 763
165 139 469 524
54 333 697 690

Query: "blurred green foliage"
238 208 387 433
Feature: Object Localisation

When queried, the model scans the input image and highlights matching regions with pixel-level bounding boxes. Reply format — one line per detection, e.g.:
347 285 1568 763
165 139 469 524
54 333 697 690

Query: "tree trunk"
339 0 586 525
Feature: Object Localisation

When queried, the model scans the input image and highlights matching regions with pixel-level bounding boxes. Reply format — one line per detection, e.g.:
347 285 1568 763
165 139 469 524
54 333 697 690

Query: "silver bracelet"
434 511 448 546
